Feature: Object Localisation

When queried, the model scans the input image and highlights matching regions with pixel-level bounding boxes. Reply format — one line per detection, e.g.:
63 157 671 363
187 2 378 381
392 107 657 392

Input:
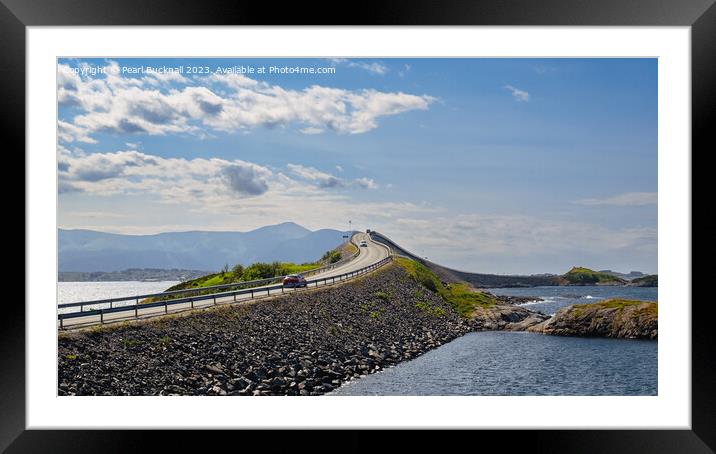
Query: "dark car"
283 274 307 288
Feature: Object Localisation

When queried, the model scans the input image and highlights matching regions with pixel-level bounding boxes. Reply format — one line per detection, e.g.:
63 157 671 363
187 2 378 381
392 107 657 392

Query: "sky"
57 57 657 275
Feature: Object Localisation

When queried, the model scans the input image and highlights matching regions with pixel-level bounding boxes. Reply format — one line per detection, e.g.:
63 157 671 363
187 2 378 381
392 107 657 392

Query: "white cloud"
505 85 530 102
58 120 97 144
58 149 433 237
299 127 325 135
353 177 378 190
221 164 270 196
287 164 378 190
58 148 276 202
143 69 190 86
574 192 658 206
57 62 434 143
287 164 345 189
330 58 389 75
398 64 411 78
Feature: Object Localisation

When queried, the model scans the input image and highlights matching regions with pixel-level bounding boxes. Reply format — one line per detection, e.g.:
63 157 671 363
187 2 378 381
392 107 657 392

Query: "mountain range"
59 222 346 272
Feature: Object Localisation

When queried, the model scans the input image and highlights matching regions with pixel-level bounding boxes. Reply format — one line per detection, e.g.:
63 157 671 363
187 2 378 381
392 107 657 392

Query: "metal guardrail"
58 255 393 328
58 233 362 312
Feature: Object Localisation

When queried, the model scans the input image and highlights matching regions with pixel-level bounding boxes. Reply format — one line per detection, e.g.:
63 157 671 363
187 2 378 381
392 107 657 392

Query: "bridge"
58 229 558 329
368 231 560 288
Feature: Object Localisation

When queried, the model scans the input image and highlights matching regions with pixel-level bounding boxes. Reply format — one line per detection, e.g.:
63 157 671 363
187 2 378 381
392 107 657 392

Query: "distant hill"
559 267 628 286
598 269 647 281
628 274 658 287
59 222 346 272
58 268 210 282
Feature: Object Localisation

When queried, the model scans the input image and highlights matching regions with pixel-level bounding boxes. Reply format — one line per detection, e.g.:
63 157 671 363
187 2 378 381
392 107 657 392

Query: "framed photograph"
9 0 710 451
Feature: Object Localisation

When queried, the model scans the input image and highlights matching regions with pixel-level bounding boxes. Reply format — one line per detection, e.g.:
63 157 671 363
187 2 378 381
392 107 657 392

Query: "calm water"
331 331 657 396
57 281 179 310
487 285 657 315
333 286 658 396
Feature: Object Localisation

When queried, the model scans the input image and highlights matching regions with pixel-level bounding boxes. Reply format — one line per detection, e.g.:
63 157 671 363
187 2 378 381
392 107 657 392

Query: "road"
59 233 391 329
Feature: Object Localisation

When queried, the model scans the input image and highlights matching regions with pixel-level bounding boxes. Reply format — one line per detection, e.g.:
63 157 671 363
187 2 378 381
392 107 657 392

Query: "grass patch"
599 299 650 309
121 338 141 348
64 354 77 361
395 258 499 318
571 298 657 316
445 283 500 315
369 311 381 319
415 301 446 317
321 249 342 264
374 291 390 301
89 324 107 335
327 324 340 336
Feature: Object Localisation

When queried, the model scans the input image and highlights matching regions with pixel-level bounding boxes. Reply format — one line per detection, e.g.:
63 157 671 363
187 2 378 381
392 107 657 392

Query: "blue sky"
57 58 657 274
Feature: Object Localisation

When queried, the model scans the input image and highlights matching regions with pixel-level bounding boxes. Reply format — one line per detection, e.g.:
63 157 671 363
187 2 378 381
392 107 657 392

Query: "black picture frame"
6 0 710 452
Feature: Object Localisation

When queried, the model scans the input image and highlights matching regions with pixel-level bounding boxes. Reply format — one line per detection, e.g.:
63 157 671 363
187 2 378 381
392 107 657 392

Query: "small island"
628 275 658 287
558 267 628 286
528 299 657 339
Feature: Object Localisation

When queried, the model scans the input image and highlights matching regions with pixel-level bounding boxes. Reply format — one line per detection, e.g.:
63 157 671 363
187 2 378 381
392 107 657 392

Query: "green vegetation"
121 338 141 348
345 242 359 255
561 267 627 285
415 301 446 317
327 324 340 336
631 274 658 287
444 282 500 315
374 291 390 301
359 300 386 319
395 258 500 318
64 354 77 361
395 257 441 292
321 249 342 264
572 298 657 316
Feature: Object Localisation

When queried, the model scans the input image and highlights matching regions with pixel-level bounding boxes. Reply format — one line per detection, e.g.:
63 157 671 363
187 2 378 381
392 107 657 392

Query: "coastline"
58 264 657 396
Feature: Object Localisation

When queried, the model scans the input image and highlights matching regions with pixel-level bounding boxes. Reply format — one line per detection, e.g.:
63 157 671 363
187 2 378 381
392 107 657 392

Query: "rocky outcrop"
528 299 657 339
58 264 472 396
468 304 550 331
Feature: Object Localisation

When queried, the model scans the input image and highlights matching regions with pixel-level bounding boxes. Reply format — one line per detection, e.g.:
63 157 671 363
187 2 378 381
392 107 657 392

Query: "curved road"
60 232 391 329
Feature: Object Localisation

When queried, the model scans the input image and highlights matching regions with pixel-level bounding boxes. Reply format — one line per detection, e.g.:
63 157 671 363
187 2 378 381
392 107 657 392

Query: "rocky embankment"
528 299 658 339
58 264 473 396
